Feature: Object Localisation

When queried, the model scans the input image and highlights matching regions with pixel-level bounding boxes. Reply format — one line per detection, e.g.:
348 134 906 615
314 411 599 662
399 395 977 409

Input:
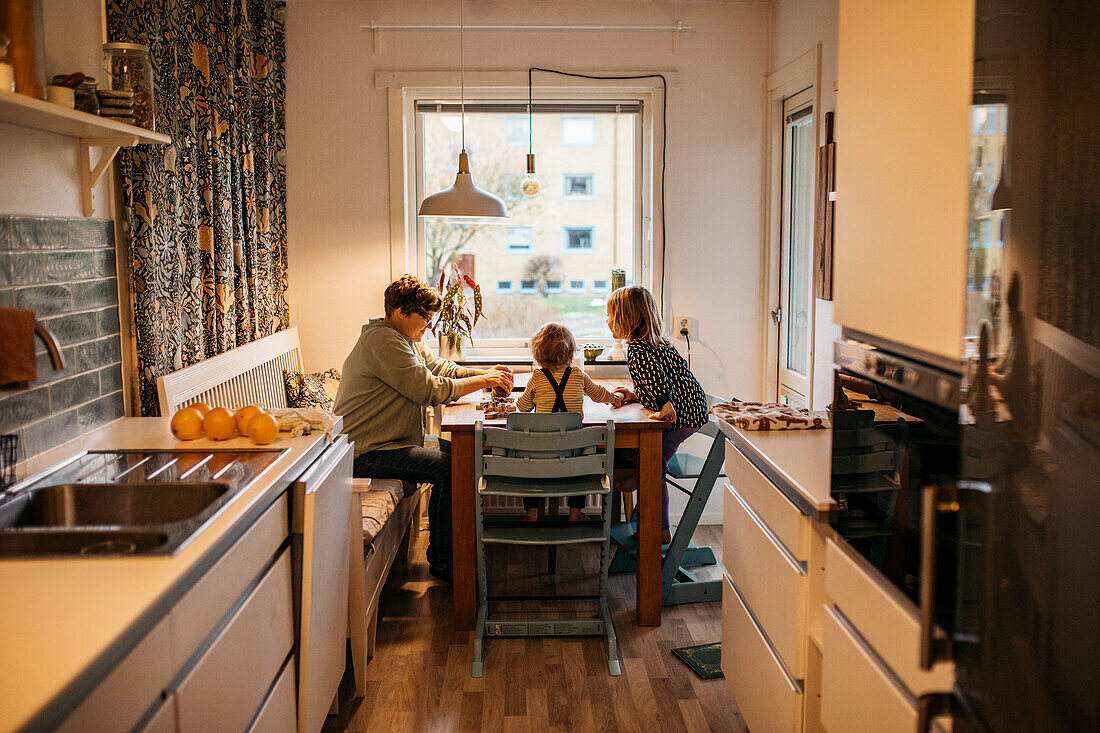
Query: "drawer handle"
919 484 958 669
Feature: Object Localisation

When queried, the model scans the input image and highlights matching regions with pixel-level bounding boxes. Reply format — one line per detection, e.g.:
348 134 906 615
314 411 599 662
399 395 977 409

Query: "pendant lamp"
418 0 508 220
521 69 542 198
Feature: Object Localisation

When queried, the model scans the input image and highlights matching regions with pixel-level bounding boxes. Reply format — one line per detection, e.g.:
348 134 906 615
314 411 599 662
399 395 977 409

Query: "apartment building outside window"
562 173 595 200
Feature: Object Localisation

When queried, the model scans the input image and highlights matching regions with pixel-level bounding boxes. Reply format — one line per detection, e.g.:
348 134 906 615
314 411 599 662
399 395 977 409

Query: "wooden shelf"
0 89 169 144
0 90 170 216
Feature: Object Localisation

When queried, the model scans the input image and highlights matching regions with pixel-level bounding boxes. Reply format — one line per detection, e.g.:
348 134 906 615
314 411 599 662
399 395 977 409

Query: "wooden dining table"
441 376 672 630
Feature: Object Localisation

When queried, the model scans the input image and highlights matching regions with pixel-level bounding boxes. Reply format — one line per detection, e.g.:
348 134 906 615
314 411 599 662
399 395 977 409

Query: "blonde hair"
530 322 576 370
607 286 667 348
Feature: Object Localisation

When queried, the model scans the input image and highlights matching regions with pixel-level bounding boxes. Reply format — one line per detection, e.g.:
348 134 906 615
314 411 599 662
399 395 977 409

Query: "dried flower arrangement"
433 264 483 357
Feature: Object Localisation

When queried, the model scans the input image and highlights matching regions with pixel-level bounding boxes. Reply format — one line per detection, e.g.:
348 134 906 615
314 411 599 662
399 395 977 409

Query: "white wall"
285 0 770 411
770 0 842 410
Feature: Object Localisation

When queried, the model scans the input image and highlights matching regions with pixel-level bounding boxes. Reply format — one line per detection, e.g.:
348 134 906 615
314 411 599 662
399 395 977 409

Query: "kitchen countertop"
715 417 835 517
0 418 331 732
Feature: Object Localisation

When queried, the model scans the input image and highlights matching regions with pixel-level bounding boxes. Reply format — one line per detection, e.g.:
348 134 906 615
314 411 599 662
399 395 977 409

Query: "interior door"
777 88 816 407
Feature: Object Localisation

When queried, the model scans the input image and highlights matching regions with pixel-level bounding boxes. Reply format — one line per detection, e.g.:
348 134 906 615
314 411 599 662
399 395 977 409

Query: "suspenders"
541 367 573 412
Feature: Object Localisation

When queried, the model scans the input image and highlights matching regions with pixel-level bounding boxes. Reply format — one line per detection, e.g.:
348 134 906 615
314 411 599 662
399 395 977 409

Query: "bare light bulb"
522 153 542 198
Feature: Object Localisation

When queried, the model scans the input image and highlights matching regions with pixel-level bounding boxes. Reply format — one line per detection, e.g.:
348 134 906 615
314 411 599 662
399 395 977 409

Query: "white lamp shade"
418 152 509 219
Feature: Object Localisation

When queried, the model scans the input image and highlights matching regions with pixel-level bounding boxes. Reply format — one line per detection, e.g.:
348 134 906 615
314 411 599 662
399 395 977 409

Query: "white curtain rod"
363 19 691 53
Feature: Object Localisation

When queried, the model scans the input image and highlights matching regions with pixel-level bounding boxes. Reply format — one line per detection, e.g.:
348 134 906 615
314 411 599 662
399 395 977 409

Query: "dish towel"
710 401 830 430
0 307 38 386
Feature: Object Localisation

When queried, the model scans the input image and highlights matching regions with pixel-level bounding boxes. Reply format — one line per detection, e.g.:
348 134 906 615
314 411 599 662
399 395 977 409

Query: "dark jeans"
353 438 452 570
662 425 701 529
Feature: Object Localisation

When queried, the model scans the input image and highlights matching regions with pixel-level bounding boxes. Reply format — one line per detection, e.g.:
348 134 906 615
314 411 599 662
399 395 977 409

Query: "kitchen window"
405 90 660 345
496 280 513 293
563 227 594 251
562 173 595 200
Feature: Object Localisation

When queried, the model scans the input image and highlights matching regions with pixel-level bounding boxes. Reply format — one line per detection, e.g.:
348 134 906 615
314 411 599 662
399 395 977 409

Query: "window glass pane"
965 101 1008 344
784 115 813 377
562 117 596 145
505 116 528 146
420 109 636 340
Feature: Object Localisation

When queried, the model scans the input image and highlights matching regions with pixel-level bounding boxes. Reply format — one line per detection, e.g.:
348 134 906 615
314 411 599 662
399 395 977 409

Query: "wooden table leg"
636 427 663 626
450 431 476 630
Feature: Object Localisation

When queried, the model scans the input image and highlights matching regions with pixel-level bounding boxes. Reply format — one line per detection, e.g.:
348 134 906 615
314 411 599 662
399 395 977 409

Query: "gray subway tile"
76 336 121 371
35 218 69 249
68 219 113 250
42 251 95 282
0 252 10 286
77 391 124 431
0 288 13 307
15 284 71 316
22 410 81 458
0 387 50 432
9 218 36 250
97 307 120 336
43 312 99 345
0 217 10 250
98 365 123 395
34 346 81 385
72 279 117 310
9 252 43 285
92 249 116 278
50 372 101 412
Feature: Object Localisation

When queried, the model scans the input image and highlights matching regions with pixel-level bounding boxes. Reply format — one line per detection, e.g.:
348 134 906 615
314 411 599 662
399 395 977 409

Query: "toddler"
606 286 708 543
517 322 621 522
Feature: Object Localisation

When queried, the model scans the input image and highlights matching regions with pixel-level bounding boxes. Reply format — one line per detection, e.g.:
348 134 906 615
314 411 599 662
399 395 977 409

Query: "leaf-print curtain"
107 0 288 415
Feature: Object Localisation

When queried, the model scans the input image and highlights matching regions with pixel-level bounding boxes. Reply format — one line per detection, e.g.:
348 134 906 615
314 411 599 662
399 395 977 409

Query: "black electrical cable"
684 332 691 369
527 67 668 295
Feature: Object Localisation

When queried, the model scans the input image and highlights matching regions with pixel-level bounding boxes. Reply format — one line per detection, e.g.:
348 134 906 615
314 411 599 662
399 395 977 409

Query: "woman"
334 275 512 583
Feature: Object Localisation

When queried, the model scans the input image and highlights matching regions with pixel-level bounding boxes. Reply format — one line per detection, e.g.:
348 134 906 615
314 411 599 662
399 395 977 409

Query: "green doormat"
671 642 723 680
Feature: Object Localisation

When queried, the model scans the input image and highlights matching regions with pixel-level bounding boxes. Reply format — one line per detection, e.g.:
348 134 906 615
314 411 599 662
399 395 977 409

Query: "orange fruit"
170 407 204 440
247 412 279 445
234 405 264 436
203 407 237 441
190 402 212 417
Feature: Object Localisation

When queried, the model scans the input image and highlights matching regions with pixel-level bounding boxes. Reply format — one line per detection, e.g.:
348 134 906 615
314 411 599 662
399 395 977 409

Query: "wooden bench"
156 326 421 698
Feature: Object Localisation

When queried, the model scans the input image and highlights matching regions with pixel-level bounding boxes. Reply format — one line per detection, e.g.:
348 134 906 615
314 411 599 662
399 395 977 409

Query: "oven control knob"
904 370 920 387
937 379 955 403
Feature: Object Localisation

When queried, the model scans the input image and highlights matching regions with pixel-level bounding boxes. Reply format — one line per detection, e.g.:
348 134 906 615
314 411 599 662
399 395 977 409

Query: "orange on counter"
247 412 279 445
170 407 204 440
234 405 264 436
203 407 237 441
189 401 212 418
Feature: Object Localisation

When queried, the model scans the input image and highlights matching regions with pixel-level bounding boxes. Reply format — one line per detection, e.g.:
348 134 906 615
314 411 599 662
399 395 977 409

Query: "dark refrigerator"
942 0 1099 730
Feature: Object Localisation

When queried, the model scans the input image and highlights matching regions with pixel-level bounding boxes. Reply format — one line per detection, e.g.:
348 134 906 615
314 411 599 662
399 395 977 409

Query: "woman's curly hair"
384 275 443 318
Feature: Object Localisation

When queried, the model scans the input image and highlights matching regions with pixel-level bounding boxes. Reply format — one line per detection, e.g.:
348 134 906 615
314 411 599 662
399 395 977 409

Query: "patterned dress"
626 340 708 429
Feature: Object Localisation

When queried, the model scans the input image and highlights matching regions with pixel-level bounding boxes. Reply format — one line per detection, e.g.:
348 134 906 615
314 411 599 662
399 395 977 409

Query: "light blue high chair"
472 413 620 677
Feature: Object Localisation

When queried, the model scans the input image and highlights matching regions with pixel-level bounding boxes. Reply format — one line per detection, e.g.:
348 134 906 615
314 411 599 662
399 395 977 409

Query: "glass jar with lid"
102 42 155 130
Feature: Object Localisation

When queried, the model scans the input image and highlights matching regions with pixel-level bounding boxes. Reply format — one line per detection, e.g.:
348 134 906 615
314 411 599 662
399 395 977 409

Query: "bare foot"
569 507 585 522
522 508 539 523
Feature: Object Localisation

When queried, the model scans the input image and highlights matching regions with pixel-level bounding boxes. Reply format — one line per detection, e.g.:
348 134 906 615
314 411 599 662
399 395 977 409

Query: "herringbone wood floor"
327 525 746 732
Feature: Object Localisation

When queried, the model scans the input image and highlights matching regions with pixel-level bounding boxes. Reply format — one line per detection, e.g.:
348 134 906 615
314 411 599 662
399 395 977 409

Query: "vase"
439 333 464 362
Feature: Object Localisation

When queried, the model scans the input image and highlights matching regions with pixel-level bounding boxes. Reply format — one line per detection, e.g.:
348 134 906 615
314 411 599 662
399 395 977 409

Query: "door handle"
920 484 959 669
770 307 782 325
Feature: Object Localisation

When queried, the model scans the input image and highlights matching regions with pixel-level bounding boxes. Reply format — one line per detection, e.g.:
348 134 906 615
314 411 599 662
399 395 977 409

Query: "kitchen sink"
0 448 285 558
0 482 230 529
0 530 170 557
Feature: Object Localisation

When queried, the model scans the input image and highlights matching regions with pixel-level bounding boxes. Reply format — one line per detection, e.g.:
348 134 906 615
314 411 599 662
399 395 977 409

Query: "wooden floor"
326 525 746 733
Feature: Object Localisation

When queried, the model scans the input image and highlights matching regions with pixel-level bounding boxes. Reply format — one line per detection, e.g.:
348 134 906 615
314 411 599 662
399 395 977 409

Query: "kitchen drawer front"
724 439 810 561
177 548 294 732
136 695 176 733
821 604 917 733
722 572 803 733
824 537 954 696
724 481 808 676
58 615 173 733
247 656 297 733
170 493 289 670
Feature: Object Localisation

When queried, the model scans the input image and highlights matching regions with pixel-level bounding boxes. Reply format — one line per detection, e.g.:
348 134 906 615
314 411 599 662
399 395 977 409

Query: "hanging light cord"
528 67 668 300
460 0 465 151
528 67 534 156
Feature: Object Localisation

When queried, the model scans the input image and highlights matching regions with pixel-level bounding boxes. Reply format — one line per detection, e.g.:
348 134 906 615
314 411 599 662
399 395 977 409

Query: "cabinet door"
248 657 297 733
295 437 353 733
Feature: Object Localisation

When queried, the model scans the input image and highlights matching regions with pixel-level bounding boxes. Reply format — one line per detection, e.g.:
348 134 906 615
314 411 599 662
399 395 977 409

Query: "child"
606 286 708 543
516 322 622 522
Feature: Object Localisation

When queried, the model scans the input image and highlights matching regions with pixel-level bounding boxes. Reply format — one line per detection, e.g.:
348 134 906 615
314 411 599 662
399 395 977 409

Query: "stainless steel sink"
0 448 285 558
0 482 230 529
0 530 170 557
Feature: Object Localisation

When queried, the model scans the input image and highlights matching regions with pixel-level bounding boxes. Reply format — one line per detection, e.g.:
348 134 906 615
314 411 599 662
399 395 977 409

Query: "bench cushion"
360 489 399 547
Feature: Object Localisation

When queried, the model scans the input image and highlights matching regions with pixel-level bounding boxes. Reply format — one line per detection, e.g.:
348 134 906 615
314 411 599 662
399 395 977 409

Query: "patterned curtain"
107 0 289 415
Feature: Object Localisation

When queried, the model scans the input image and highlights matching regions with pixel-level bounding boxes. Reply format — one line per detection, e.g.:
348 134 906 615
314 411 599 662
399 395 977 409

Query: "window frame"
505 225 533 252
568 279 586 293
562 173 596 201
562 226 596 253
496 280 514 293
519 279 537 294
387 75 666 350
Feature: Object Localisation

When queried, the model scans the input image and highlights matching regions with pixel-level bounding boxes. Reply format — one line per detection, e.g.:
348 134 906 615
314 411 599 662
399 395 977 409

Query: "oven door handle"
920 483 959 669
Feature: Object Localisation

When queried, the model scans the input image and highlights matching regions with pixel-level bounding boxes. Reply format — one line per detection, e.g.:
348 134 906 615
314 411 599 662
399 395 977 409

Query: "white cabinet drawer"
171 493 289 671
722 573 803 733
177 548 294 732
247 657 297 733
724 482 808 676
724 439 810 560
824 538 953 696
136 695 176 733
821 604 917 733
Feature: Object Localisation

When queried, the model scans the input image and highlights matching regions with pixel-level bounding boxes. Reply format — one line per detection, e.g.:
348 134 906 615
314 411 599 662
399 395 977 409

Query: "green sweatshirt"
334 319 461 455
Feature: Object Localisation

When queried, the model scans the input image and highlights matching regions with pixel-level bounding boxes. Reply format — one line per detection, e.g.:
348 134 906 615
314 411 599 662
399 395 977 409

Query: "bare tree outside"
523 255 563 297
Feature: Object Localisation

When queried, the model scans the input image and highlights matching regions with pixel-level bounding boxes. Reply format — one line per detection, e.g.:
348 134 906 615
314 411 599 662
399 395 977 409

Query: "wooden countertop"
0 418 330 731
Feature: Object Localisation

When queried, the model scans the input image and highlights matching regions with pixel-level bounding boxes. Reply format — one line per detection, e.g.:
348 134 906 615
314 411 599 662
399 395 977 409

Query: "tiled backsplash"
0 216 124 462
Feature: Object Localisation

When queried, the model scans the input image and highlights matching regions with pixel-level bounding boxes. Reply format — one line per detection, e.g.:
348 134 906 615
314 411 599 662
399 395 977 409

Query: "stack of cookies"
96 90 135 123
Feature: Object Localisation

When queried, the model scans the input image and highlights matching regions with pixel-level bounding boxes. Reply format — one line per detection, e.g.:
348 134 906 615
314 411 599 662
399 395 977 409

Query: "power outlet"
675 316 692 338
